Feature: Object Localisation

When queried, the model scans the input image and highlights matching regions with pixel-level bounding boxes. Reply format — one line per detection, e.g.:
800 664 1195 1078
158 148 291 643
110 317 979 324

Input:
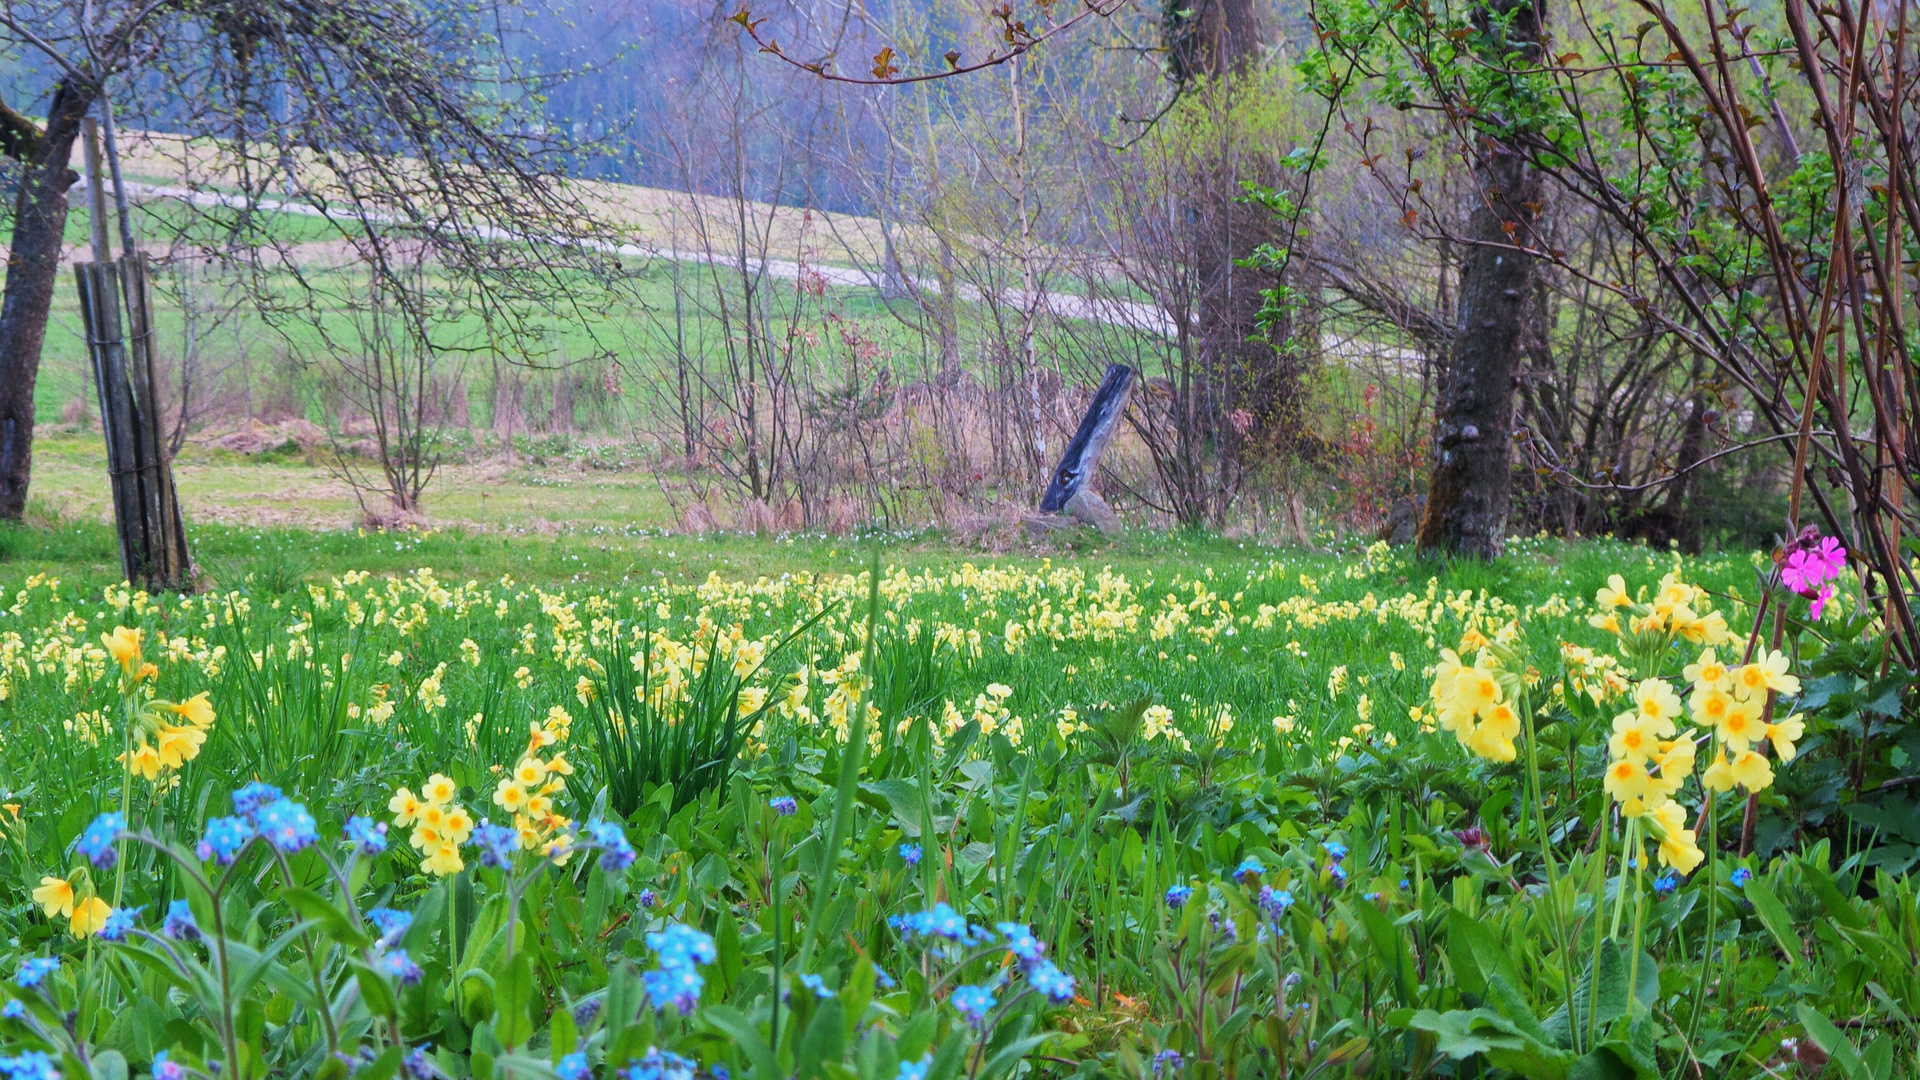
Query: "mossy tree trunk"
0 82 94 521
1417 0 1546 559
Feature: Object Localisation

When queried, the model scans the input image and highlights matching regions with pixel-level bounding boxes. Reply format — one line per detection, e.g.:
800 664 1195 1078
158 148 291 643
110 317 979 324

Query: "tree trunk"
0 82 93 520
1417 0 1545 559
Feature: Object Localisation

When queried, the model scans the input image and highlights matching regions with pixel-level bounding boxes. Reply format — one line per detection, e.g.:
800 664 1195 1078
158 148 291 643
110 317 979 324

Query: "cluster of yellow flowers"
1588 572 1732 646
389 773 477 876
1578 581 1805 877
1600 678 1704 873
1556 642 1630 704
490 709 577 861
33 873 112 937
817 652 871 744
100 627 219 786
1683 648 1803 794
1428 646 1526 762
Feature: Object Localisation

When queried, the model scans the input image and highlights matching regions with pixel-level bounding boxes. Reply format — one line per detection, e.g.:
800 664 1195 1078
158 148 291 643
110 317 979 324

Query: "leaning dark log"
1039 364 1135 514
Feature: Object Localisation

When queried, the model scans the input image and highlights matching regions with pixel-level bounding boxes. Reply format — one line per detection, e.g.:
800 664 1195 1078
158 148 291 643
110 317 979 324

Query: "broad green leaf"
1796 1004 1867 1080
702 1005 779 1080
1745 876 1805 966
1357 901 1417 1005
494 952 536 1050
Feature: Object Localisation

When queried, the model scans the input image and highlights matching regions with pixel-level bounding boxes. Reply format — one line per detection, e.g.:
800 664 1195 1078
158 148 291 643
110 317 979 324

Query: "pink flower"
1810 582 1835 620
1781 550 1817 594
1781 535 1846 596
1809 536 1846 579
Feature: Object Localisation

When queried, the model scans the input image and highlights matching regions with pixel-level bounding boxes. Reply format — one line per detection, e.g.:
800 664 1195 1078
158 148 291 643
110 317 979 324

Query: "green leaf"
550 1001 579 1059
1796 1004 1867 1080
1409 1008 1528 1059
798 997 846 1079
1448 906 1519 999
1862 1035 1894 1080
87 1049 128 1080
860 779 927 837
357 1047 405 1080
1356 901 1417 1005
896 1012 937 1063
1567 1047 1636 1080
1412 1006 1573 1080
354 960 399 1019
977 1031 1053 1080
701 1006 779 1080
1799 859 1868 930
1745 876 1805 966
280 887 371 948
1487 972 1559 1050
494 953 536 1050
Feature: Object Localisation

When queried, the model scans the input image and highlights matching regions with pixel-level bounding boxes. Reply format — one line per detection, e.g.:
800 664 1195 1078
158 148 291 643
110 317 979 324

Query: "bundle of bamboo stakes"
76 115 190 591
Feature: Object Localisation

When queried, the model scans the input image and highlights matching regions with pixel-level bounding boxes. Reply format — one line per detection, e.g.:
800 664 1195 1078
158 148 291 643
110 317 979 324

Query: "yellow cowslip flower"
1690 687 1734 731
1683 649 1730 693
544 834 574 865
527 723 558 751
103 626 142 671
494 779 529 813
410 823 443 852
1695 609 1732 645
1480 701 1521 741
1655 737 1696 781
70 896 112 937
1701 750 1737 793
1728 750 1774 792
121 742 164 781
1604 759 1656 804
1453 664 1503 717
1429 648 1464 696
513 758 546 787
527 795 553 817
1765 714 1805 762
155 724 206 768
442 807 475 844
1717 695 1767 754
731 640 766 679
1656 575 1693 611
1608 713 1664 765
545 752 575 777
168 692 216 728
1466 724 1517 762
1595 574 1631 609
1648 799 1704 875
1630 612 1668 636
389 787 422 826
514 666 533 689
1749 650 1800 695
1631 679 1683 730
33 876 74 918
1457 625 1490 653
422 774 457 806
423 843 464 876
575 675 595 705
1588 611 1622 636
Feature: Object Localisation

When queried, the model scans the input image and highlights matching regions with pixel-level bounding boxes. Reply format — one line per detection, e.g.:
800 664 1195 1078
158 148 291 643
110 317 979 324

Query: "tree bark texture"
0 81 94 521
1417 0 1546 559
